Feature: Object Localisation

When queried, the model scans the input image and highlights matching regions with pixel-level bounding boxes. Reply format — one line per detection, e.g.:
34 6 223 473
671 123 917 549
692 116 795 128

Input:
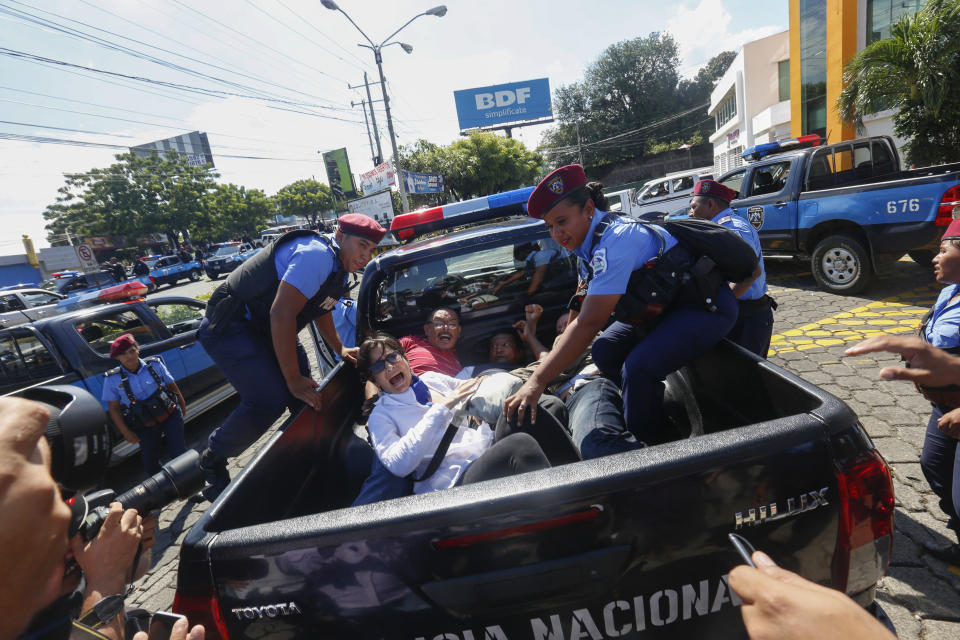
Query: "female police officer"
198 214 385 499
102 333 187 475
505 165 739 445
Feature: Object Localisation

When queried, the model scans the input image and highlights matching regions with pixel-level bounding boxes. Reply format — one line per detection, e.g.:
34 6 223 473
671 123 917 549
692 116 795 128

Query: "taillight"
936 184 960 225
832 449 894 593
173 590 231 640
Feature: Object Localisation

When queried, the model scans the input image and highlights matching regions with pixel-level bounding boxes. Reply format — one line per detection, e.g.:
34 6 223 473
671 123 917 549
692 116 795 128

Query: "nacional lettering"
413 575 741 640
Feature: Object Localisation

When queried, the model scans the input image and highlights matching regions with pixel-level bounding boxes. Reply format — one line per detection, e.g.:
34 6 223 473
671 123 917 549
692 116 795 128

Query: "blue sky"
0 0 787 250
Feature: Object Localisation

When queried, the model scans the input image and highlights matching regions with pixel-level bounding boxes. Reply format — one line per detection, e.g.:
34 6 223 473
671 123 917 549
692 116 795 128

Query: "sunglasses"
369 351 403 375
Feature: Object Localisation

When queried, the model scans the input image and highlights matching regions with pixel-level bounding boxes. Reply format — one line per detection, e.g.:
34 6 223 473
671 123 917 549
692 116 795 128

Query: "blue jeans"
352 450 413 506
591 289 738 444
565 378 643 459
921 405 960 539
133 409 186 476
198 318 309 460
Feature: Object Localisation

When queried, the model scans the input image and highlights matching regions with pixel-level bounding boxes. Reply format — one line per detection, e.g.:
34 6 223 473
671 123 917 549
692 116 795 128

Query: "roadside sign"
360 161 396 194
453 78 553 131
75 244 100 274
347 190 395 228
400 170 444 194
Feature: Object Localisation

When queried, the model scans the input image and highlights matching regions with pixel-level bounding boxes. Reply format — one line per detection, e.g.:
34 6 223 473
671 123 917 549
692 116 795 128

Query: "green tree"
837 0 960 166
193 183 272 242
43 152 219 246
397 133 543 208
273 179 335 226
540 35 732 172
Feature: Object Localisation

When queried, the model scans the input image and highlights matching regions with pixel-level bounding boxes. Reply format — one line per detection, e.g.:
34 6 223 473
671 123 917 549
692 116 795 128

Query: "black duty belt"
738 294 777 314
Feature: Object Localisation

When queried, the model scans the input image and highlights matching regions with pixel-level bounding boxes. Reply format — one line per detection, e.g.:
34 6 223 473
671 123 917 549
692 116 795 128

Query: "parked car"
0 288 68 329
0 297 234 461
203 242 258 279
716 134 960 293
174 187 894 640
146 254 204 290
605 167 714 219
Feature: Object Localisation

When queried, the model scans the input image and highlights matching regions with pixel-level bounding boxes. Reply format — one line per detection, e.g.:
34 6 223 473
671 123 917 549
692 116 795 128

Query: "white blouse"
367 371 494 493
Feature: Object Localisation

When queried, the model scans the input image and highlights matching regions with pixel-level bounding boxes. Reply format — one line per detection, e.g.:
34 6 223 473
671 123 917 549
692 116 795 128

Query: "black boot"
921 540 960 565
199 448 230 502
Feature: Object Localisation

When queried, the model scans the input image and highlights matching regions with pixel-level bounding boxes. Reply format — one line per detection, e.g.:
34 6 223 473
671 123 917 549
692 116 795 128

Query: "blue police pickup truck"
0 296 234 461
146 254 204 289
716 135 960 293
174 189 895 640
203 242 259 280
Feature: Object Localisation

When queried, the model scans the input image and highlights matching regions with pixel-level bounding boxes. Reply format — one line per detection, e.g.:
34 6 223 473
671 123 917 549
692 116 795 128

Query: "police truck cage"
390 186 535 242
741 134 823 163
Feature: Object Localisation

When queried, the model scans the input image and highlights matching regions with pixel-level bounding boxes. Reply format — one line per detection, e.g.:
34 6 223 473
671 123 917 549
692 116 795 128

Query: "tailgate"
208 412 848 640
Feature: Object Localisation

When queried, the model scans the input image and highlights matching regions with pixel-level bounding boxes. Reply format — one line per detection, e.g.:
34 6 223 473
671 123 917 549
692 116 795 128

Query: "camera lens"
113 449 204 514
16 385 112 492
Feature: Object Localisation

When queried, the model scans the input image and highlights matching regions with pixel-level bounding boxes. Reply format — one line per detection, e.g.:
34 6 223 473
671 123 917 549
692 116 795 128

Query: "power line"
0 47 366 124
0 119 133 137
273 0 373 71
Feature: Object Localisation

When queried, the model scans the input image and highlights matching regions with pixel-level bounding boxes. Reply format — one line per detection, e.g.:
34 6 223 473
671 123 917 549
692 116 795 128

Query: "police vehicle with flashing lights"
174 187 895 640
203 242 259 279
714 134 960 294
0 296 234 462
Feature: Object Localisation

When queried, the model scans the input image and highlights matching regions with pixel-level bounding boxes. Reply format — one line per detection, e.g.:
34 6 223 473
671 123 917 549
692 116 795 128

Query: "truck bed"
176 340 891 640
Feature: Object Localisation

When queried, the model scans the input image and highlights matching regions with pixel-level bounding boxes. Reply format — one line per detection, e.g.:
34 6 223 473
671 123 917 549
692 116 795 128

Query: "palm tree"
837 0 960 166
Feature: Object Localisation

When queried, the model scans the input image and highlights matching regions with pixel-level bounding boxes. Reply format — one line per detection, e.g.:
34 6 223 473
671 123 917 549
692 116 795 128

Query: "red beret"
943 218 960 240
338 213 386 244
693 179 738 204
527 164 588 219
109 333 137 358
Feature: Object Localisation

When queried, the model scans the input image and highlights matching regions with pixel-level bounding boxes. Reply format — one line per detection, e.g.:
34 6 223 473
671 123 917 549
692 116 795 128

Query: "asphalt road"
110 263 960 639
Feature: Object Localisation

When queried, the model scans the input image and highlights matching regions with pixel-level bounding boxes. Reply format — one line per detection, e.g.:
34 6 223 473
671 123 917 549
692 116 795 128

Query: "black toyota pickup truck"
174 189 895 640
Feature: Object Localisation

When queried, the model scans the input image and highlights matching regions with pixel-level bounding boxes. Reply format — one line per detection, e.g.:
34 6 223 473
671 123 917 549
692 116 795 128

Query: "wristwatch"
76 594 125 629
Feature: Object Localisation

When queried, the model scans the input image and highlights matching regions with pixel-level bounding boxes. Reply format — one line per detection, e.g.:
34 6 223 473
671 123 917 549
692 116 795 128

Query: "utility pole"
373 49 409 212
575 121 584 166
348 72 384 165
352 97 377 166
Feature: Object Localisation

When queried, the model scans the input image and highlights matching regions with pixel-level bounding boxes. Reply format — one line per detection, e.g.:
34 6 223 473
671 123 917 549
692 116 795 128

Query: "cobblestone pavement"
124 260 960 638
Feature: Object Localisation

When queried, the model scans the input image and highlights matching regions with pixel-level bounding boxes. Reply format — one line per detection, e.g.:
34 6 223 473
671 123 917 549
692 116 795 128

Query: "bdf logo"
474 87 532 110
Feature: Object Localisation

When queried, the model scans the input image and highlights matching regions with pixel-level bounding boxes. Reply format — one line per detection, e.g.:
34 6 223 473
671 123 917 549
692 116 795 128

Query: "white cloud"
666 0 785 76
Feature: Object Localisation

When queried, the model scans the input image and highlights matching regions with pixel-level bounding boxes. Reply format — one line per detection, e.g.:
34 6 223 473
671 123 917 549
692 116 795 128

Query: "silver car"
0 288 68 329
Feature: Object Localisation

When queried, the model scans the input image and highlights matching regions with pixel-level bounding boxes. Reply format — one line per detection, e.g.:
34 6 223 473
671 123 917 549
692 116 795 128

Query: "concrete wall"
593 143 714 187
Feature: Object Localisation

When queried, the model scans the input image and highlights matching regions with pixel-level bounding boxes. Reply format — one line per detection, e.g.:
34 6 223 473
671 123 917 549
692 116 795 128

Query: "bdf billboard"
453 78 552 131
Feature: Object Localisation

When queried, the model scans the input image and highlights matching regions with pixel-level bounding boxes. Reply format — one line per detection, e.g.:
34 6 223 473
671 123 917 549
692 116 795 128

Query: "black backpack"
646 217 758 283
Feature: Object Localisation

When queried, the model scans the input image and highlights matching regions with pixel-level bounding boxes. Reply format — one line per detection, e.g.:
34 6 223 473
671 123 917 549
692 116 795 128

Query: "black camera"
14 385 204 539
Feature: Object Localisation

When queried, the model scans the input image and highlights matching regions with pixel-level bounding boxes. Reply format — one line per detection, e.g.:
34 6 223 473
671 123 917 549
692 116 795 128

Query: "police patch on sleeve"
590 248 608 275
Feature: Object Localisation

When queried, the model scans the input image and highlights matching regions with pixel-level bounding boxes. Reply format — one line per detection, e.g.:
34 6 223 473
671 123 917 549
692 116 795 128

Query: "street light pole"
321 2 447 213
371 47 408 212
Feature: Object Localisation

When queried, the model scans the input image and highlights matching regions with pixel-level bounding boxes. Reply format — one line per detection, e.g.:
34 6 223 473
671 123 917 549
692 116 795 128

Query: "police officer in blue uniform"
505 165 740 444
689 179 775 358
198 214 385 499
102 333 187 475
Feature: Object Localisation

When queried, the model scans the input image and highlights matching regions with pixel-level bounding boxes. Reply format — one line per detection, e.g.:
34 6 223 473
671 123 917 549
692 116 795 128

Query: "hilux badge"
735 487 829 529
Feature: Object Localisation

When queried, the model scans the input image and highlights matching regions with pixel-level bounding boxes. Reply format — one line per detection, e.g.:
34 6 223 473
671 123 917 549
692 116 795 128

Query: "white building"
708 31 791 176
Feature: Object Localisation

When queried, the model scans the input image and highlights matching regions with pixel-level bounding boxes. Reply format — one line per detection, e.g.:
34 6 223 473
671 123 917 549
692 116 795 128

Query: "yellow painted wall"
790 0 858 141
825 0 858 144
790 0 802 137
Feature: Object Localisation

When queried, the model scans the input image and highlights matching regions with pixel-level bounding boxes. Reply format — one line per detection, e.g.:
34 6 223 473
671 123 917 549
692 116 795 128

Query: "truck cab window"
750 161 791 196
872 140 895 176
150 302 205 335
807 148 835 190
0 295 25 312
75 310 162 355
719 169 747 197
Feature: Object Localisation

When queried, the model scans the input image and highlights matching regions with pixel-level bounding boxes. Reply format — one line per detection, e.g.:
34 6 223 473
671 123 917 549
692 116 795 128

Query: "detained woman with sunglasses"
358 335 550 493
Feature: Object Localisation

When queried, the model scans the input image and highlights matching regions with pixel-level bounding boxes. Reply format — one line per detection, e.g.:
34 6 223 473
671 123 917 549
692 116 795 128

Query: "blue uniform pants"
591 289 738 444
727 299 774 358
565 377 644 459
133 409 186 476
198 318 309 460
921 405 960 539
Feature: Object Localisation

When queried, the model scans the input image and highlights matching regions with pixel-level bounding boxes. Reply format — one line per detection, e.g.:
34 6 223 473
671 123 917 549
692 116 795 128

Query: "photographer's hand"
133 616 204 640
133 513 157 581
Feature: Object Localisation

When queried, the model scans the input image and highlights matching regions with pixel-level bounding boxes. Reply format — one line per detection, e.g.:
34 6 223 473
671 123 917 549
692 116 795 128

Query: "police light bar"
59 281 149 312
390 186 535 241
742 134 822 162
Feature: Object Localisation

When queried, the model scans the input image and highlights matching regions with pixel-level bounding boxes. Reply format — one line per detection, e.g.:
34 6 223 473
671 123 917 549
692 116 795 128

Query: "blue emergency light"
742 134 823 162
390 186 535 241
